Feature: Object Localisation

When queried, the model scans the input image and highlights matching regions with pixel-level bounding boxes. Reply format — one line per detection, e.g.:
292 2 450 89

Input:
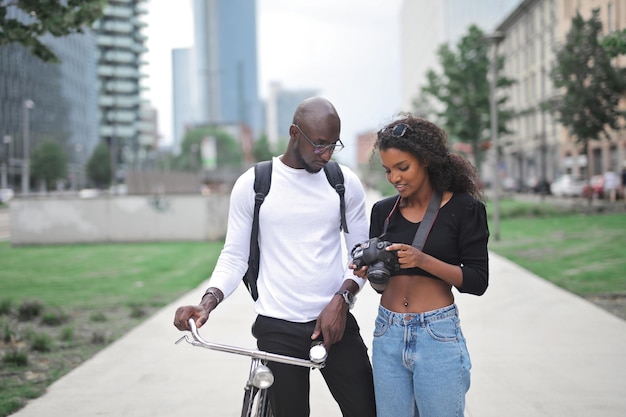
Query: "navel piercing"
403 297 409 307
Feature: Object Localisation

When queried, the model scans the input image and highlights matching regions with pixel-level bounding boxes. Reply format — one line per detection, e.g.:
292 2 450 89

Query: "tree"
87 142 112 188
174 127 244 171
549 9 626 174
418 25 514 175
601 28 626 58
0 0 106 62
31 140 67 190
252 133 277 162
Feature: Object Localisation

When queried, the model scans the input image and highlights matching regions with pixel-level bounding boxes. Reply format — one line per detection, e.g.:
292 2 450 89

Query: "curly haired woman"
353 114 490 417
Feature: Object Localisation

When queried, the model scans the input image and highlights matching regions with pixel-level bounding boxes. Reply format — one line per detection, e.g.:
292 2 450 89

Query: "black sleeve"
369 197 397 239
457 199 490 295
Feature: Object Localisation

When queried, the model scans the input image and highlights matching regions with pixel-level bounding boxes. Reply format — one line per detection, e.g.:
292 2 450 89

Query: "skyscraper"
265 82 318 147
172 47 195 153
191 0 260 137
94 0 150 170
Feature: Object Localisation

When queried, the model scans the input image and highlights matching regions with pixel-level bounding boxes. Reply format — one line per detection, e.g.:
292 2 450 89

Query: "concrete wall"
9 194 230 246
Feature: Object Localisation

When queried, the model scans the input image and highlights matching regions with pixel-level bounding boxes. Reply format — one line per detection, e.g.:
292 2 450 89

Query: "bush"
41 309 69 326
59 326 74 342
0 299 12 316
2 350 29 367
1 321 15 343
89 311 107 322
91 331 107 345
129 304 146 319
18 300 43 322
30 333 53 353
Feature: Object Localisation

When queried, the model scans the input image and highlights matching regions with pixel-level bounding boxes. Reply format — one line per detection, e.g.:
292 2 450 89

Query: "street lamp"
1 135 11 189
483 31 505 241
22 99 35 195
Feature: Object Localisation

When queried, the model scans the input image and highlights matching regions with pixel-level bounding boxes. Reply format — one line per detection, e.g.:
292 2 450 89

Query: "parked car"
582 175 604 199
525 176 551 194
550 175 585 197
502 177 521 193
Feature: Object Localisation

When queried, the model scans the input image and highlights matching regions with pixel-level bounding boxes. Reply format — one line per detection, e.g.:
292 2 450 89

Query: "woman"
354 115 489 417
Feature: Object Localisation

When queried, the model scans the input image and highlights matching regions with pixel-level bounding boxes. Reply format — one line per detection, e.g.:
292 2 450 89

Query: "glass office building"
192 0 261 136
0 6 98 191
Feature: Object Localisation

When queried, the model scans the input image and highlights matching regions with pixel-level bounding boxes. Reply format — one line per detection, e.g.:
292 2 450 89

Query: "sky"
143 0 404 167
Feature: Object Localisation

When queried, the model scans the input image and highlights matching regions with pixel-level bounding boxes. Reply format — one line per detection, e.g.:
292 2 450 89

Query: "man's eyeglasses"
293 124 344 154
378 123 412 138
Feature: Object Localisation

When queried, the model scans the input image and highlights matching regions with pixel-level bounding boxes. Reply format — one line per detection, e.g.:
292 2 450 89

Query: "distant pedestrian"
603 169 619 203
621 166 626 201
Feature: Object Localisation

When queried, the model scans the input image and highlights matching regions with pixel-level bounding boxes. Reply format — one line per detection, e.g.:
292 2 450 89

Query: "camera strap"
382 190 442 250
412 190 442 250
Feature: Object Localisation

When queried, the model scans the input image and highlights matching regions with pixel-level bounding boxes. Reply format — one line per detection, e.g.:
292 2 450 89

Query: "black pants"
252 314 376 417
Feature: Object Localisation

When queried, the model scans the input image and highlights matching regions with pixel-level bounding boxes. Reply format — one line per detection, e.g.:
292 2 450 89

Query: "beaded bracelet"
202 289 222 305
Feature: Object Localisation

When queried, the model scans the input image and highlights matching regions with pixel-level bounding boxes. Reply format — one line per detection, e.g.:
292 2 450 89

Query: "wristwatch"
335 290 356 310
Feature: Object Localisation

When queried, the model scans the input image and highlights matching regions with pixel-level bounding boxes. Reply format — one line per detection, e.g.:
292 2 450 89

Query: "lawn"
0 240 223 417
0 241 222 309
487 199 626 295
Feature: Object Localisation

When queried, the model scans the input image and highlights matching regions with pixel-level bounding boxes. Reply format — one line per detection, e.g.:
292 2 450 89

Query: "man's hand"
173 305 209 331
311 295 349 349
173 287 223 331
350 262 368 279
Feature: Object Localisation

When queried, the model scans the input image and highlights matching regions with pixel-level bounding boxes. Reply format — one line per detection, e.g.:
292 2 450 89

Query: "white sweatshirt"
209 156 369 322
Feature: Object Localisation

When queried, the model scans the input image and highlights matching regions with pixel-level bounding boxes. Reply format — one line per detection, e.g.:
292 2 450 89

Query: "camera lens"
367 263 390 284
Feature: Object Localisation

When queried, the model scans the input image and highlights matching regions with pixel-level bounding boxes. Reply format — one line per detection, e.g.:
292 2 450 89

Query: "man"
173 97 376 417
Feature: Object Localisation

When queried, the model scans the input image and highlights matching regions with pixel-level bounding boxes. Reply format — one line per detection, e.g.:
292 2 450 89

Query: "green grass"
0 241 223 309
487 200 626 295
0 240 224 417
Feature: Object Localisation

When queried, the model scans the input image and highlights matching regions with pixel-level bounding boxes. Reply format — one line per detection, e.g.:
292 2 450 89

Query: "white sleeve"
207 168 255 299
339 164 369 290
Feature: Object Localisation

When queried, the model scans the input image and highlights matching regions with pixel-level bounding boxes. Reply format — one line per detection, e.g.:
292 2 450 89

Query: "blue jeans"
372 304 471 417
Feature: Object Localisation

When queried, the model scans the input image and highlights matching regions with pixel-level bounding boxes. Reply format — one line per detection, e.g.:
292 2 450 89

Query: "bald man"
174 97 376 417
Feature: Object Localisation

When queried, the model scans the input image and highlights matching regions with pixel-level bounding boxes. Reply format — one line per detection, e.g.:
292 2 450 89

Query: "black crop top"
369 193 489 296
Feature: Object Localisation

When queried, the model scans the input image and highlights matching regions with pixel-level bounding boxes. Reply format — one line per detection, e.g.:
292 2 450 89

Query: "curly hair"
374 114 482 200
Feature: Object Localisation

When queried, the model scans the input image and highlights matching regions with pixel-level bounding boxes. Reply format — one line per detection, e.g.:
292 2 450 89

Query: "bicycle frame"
176 319 326 417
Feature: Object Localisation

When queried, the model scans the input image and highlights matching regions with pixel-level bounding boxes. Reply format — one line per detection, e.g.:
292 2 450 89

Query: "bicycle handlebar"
176 318 326 369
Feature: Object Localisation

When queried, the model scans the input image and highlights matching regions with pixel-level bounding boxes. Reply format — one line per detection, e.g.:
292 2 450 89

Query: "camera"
351 237 399 292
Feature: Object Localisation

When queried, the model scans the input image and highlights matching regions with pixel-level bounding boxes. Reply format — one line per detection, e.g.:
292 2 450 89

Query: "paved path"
9 252 626 417
0 208 9 241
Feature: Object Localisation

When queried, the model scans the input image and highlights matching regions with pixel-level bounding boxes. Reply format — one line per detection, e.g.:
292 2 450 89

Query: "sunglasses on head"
378 123 412 138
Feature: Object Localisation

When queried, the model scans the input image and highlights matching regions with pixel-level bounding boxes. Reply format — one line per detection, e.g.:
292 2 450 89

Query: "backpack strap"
243 159 347 301
323 160 348 233
242 160 272 301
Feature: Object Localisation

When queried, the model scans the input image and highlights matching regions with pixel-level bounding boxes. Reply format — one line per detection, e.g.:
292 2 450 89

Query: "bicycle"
176 318 327 417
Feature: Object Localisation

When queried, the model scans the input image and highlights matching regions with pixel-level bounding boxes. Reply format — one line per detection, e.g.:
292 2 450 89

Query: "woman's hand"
387 243 423 269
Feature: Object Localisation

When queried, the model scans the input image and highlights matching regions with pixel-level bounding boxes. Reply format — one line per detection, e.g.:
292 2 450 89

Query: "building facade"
93 0 150 175
172 47 195 154
0 6 99 192
191 0 261 138
495 0 625 187
400 0 521 112
265 82 318 147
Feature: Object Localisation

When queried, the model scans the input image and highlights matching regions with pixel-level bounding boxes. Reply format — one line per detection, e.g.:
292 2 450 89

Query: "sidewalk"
9 252 626 417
